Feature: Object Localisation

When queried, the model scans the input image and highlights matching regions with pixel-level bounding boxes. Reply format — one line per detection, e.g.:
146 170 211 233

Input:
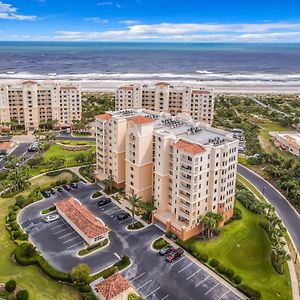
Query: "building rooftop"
175 140 206 155
96 113 112 121
128 115 155 125
95 272 131 300
0 141 13 150
274 132 300 149
55 197 110 238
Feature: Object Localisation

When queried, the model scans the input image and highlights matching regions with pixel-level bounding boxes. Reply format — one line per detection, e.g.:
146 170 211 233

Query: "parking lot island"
55 197 110 246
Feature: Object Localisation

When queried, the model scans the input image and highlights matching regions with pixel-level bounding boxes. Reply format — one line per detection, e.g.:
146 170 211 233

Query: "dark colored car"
42 190 51 198
57 186 63 192
159 245 174 256
97 197 111 207
50 188 56 194
117 212 130 221
71 182 78 188
165 247 184 262
63 184 71 191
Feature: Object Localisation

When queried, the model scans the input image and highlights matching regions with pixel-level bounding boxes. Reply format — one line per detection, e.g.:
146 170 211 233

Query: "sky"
1 0 300 42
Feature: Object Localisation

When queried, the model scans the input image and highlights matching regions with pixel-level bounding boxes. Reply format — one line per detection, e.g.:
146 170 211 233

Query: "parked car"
57 186 63 192
71 182 78 188
42 190 51 198
165 248 184 262
63 184 71 191
44 214 59 223
50 188 56 194
117 212 130 221
159 245 174 256
97 197 111 207
26 224 36 234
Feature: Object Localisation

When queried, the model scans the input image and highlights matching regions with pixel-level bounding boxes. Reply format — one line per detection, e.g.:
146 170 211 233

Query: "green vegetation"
127 221 144 230
41 205 56 215
78 239 109 256
59 140 95 146
128 293 145 300
153 238 169 250
79 166 95 183
91 191 102 199
178 201 292 300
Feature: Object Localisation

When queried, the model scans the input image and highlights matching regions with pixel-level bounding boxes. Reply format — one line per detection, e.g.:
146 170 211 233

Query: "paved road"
238 164 300 252
18 182 242 300
0 142 32 169
56 134 95 142
248 96 290 117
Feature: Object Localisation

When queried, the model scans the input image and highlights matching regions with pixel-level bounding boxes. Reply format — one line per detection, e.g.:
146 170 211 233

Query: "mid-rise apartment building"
115 82 214 125
0 80 81 131
95 109 238 240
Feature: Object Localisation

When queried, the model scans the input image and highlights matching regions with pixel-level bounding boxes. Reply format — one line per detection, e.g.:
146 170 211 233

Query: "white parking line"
137 279 152 291
160 295 169 300
171 256 185 266
217 290 230 300
58 231 76 239
67 240 84 250
114 252 121 260
145 287 160 298
62 235 81 244
196 276 210 287
178 262 193 273
131 272 145 282
186 268 201 280
50 223 66 230
105 206 118 213
54 227 71 235
205 283 219 295
119 217 132 224
107 208 122 215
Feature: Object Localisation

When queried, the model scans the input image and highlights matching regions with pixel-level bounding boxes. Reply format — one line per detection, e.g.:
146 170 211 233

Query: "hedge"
5 280 16 293
209 258 220 268
15 290 29 300
78 239 109 256
153 238 169 250
237 284 261 300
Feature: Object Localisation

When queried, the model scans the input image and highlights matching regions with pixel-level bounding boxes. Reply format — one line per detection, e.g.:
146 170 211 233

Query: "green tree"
127 192 142 222
47 157 66 171
70 263 90 285
6 165 30 192
139 197 156 222
104 175 114 193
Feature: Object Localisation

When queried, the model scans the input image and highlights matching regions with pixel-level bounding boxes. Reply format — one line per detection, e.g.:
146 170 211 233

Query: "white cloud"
85 17 109 24
0 1 37 20
97 1 112 6
119 19 139 25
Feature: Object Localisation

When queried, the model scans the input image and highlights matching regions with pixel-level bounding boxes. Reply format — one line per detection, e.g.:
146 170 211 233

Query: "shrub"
9 210 17 217
12 230 22 239
15 289 29 300
114 256 130 270
216 264 226 274
5 279 17 293
233 275 242 284
271 251 284 275
237 284 261 300
9 215 16 222
209 258 219 268
198 254 208 263
13 205 20 211
153 238 169 250
128 221 144 230
11 221 20 231
92 191 102 199
19 233 29 241
79 284 92 293
225 268 235 279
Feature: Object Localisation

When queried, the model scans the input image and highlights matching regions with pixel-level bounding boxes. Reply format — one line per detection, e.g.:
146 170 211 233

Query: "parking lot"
18 181 243 299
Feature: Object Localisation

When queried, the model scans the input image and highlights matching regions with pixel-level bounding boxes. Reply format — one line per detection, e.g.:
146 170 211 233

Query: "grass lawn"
258 120 294 159
180 201 292 300
0 173 79 300
29 144 95 176
58 140 96 146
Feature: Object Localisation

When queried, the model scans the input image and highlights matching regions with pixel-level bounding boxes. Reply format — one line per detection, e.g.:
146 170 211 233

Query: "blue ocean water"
0 42 300 81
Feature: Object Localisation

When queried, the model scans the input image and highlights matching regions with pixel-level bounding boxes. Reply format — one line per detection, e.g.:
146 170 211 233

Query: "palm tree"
200 215 217 239
127 192 142 223
139 197 156 222
103 175 114 193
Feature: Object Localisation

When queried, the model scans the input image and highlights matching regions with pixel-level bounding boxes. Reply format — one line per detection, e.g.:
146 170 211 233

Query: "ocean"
1 42 300 85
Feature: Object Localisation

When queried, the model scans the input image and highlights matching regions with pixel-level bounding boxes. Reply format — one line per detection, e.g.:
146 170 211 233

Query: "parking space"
18 182 243 299
125 253 241 300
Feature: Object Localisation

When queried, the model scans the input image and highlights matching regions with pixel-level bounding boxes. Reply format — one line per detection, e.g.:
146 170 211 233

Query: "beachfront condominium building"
115 82 214 125
95 109 238 240
0 80 82 131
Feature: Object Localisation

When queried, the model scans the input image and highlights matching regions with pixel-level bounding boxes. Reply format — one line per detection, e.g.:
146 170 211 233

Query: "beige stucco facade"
115 82 214 125
96 109 238 240
0 80 81 131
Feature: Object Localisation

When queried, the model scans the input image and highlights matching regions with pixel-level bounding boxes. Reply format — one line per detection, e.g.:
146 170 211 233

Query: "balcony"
180 164 192 174
179 190 191 201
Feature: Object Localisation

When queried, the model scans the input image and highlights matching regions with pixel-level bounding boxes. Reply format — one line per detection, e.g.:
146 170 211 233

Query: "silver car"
44 214 60 223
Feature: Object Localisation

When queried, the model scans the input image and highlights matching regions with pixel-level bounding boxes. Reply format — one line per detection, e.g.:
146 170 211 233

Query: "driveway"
18 182 242 300
238 164 300 252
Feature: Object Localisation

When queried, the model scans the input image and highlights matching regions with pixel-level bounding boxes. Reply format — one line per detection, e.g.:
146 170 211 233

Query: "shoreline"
1 78 300 94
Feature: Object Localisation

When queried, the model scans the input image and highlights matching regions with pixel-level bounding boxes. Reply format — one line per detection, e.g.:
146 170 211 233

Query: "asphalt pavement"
238 164 300 253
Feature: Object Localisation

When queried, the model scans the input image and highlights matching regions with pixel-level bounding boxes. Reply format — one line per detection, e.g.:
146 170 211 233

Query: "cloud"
97 1 112 6
0 1 37 20
119 19 139 25
85 17 109 24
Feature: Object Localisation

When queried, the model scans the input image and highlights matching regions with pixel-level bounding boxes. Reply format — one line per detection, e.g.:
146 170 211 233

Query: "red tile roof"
119 86 134 91
96 113 112 121
55 197 110 238
60 86 78 90
0 141 14 150
155 82 170 87
128 115 154 125
95 273 131 300
175 140 205 155
22 80 37 84
191 90 210 95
